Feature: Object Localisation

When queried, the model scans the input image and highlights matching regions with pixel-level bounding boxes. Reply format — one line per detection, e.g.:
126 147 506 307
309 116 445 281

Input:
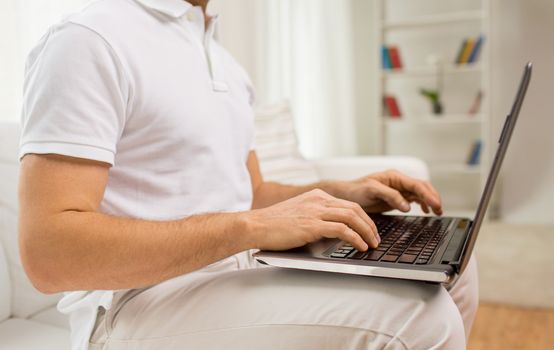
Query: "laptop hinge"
441 220 472 271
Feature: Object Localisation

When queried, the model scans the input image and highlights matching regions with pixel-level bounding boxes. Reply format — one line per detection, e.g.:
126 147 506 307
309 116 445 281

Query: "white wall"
491 0 554 224
351 0 378 155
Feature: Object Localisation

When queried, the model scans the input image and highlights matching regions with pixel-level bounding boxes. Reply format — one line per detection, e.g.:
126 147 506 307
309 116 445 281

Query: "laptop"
254 62 532 285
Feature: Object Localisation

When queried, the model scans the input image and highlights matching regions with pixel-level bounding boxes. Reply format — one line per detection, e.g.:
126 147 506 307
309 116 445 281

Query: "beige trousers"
90 254 478 350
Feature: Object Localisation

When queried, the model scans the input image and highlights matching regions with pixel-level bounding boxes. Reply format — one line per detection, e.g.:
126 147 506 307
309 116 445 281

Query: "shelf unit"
372 0 492 217
384 114 484 126
382 10 484 29
382 64 482 79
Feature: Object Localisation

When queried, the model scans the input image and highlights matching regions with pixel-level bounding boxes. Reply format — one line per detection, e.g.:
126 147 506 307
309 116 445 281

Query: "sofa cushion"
0 122 62 318
0 318 70 350
254 101 319 185
0 242 10 322
29 306 69 330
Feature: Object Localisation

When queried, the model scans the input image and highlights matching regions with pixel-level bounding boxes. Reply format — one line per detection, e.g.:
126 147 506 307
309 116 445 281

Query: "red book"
384 95 402 118
388 46 403 69
468 91 483 115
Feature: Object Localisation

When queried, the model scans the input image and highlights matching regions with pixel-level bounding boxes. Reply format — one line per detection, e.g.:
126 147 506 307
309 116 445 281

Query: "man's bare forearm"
20 210 252 293
251 181 343 209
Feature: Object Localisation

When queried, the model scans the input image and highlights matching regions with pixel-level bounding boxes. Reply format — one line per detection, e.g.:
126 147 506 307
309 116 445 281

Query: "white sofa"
0 102 429 349
0 122 71 349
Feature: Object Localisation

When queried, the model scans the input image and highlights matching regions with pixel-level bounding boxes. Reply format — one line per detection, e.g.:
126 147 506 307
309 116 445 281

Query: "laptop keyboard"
328 215 451 265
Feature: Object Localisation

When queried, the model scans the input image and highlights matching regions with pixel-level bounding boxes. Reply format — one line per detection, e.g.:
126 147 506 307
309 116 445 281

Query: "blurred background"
1 0 553 349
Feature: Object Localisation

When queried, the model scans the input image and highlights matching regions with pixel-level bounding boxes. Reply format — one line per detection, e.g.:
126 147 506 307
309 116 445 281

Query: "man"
18 0 478 349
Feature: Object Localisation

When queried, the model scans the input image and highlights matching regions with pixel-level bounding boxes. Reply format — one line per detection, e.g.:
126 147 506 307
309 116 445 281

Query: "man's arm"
247 151 442 214
19 154 255 293
20 154 379 294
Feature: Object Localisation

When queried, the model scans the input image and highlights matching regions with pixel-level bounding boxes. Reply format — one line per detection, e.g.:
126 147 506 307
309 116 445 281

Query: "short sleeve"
20 22 129 165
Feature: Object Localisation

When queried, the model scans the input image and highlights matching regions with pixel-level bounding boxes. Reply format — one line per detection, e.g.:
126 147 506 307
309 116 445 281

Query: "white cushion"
254 101 320 185
0 122 62 318
312 156 430 181
29 306 70 330
0 242 10 322
0 318 70 350
0 123 20 164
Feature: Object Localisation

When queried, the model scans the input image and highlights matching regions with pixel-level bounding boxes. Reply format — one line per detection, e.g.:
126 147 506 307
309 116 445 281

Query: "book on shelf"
455 38 468 64
466 140 482 166
455 35 484 65
383 95 402 118
382 46 392 69
468 90 483 115
388 46 403 69
468 35 484 63
382 46 403 70
458 38 475 64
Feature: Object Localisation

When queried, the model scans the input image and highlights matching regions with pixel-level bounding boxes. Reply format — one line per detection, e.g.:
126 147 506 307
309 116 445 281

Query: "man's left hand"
331 170 443 215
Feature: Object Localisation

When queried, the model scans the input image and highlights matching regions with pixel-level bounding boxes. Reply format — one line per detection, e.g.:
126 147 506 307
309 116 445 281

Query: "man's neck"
186 0 208 13
186 0 210 28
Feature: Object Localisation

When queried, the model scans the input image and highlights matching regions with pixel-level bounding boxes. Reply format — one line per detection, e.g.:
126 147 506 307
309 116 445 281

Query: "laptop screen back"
459 62 532 273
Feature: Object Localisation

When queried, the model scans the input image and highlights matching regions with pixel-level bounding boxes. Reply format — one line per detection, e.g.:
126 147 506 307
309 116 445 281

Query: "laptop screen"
459 62 532 273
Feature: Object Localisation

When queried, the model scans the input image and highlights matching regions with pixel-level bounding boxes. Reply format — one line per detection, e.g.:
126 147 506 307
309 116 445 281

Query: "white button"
213 81 229 92
186 11 196 21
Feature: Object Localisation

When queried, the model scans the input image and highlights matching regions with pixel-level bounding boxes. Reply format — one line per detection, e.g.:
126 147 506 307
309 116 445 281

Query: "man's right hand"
242 189 380 252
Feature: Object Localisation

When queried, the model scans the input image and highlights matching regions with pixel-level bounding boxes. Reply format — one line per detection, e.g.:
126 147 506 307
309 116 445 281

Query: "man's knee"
448 254 479 339
308 277 467 349
403 286 466 349
273 271 468 349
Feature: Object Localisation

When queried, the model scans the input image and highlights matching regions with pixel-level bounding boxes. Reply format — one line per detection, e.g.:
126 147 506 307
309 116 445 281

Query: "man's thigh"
91 265 467 350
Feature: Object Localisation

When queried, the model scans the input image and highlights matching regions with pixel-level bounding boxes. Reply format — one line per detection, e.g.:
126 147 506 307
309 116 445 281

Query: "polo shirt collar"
135 0 192 18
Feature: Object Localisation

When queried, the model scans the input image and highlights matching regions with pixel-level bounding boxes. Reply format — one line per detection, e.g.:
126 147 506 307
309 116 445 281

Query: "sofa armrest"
311 156 430 181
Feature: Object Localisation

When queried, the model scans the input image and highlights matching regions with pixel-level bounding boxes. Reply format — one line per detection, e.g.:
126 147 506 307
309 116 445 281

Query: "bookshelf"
382 11 484 29
384 114 484 126
372 0 492 217
382 64 482 79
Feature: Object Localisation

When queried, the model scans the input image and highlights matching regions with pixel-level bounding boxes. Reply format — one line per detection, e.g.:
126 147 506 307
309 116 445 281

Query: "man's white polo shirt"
20 0 256 349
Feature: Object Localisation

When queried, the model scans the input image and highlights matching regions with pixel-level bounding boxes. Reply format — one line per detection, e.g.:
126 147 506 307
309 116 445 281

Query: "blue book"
468 35 484 64
382 46 392 70
468 140 482 165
